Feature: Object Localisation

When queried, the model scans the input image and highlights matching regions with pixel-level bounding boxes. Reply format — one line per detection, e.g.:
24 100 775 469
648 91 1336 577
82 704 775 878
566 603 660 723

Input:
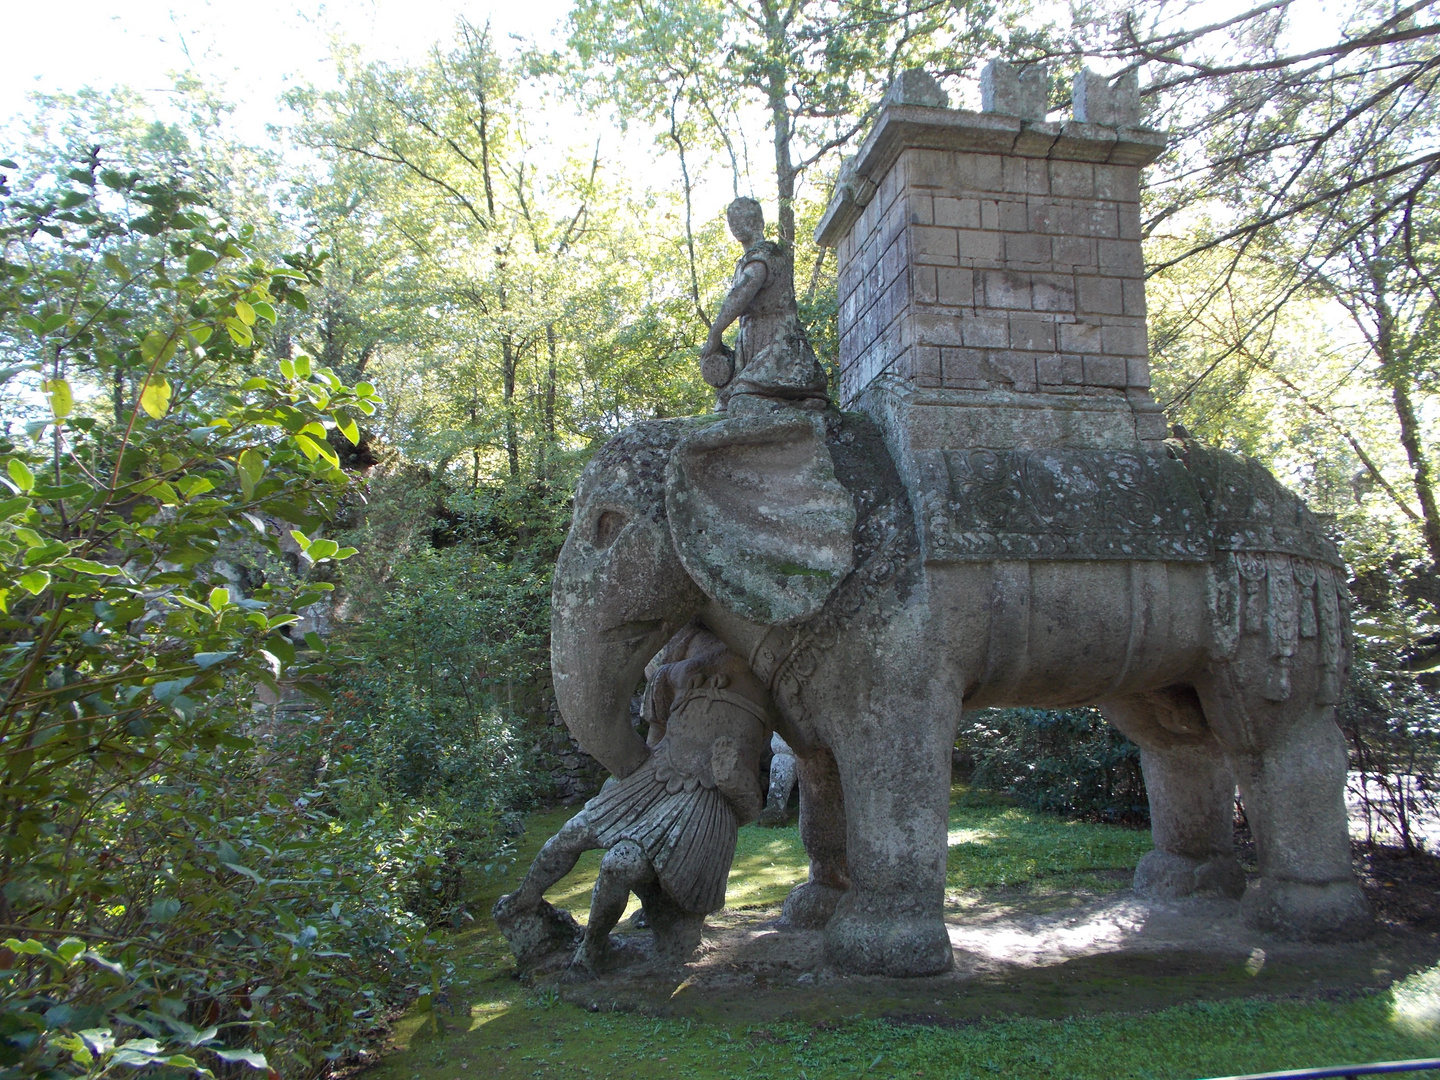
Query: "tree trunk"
543 322 558 478
1374 279 1440 570
761 0 796 246
1388 375 1440 568
502 333 518 477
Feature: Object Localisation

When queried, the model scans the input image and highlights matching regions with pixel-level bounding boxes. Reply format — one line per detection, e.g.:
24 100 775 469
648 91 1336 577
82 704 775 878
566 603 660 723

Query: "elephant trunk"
549 463 705 780
550 605 667 780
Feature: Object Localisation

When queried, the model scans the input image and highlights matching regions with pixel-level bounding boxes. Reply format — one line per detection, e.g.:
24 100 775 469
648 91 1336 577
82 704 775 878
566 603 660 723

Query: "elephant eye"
594 510 626 549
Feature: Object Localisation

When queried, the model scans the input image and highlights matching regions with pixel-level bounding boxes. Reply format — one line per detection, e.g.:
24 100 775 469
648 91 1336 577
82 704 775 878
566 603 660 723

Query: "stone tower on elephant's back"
817 64 1169 448
816 64 1202 565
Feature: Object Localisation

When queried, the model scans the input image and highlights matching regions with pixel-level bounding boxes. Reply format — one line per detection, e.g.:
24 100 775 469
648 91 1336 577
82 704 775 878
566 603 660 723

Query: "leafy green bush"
328 543 550 917
960 708 1149 824
0 153 439 1078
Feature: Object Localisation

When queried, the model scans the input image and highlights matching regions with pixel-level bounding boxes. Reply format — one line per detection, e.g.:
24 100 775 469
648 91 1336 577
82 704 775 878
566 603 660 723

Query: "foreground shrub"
0 153 429 1077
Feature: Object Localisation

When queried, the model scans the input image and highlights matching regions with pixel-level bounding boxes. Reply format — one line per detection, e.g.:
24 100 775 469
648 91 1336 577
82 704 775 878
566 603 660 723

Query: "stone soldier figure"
759 733 799 826
699 197 830 414
493 628 774 976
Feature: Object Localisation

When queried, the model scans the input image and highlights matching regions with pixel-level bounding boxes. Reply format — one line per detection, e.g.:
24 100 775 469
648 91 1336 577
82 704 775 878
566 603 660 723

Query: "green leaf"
288 530 311 551
356 381 377 398
146 898 181 924
237 447 264 500
208 587 230 610
279 358 296 380
294 353 312 379
302 631 326 653
337 415 360 445
59 558 124 576
308 539 339 560
139 376 172 419
224 318 253 347
151 676 195 703
44 378 73 419
40 312 68 334
294 433 338 467
223 861 264 884
266 634 295 664
294 679 333 705
251 301 277 325
32 482 91 500
213 1049 269 1070
187 324 213 345
186 250 218 275
234 299 256 327
141 330 176 363
18 570 50 595
293 433 322 461
8 459 35 491
194 651 234 669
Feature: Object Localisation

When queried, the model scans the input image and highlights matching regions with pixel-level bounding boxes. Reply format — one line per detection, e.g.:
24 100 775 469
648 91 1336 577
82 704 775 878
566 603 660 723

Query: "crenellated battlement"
818 64 1170 447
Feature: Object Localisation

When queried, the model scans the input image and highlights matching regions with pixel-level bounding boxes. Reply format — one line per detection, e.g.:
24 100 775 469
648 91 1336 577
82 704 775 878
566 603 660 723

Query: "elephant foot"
1134 850 1245 900
779 881 846 929
492 894 583 970
1241 878 1373 942
822 893 953 977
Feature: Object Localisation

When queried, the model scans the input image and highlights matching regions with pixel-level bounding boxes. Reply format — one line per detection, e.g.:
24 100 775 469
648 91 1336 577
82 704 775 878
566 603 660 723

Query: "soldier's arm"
711 736 764 824
702 261 768 357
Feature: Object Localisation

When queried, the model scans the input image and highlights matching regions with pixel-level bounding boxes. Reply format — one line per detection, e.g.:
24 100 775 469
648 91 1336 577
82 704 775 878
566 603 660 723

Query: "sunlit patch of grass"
944 788 1151 892
496 786 1152 925
1392 962 1440 1036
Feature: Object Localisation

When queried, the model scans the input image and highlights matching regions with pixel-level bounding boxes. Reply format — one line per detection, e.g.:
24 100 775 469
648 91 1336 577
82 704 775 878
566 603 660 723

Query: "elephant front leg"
822 705 954 976
780 747 850 928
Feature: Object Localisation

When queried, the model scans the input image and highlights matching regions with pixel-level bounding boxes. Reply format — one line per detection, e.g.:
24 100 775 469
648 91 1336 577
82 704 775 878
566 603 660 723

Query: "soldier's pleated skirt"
584 757 737 914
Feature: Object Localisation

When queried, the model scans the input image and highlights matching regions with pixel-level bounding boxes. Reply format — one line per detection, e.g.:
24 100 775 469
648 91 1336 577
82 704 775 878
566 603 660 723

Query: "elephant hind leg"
1196 663 1371 942
780 746 850 929
1101 687 1244 900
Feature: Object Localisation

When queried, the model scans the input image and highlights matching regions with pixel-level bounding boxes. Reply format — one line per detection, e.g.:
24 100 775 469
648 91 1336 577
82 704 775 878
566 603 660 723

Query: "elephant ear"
666 412 855 625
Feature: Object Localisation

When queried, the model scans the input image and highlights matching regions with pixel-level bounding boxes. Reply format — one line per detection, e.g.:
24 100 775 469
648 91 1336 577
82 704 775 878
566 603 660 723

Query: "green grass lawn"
369 787 1440 1080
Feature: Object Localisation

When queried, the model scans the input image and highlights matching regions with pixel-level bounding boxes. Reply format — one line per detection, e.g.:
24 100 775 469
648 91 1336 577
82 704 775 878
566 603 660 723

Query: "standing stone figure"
699 197 830 414
493 629 773 976
759 733 798 826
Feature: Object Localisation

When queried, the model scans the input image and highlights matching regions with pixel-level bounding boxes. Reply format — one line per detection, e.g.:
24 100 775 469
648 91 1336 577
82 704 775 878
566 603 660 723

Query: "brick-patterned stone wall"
819 99 1167 442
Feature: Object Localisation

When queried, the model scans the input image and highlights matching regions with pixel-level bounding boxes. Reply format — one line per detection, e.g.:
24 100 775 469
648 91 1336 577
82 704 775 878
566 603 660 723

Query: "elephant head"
552 412 855 778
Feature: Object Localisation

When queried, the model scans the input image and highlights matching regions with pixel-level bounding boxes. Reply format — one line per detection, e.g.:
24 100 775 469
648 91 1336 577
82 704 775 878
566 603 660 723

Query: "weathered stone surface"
884 68 950 109
759 732 798 826
540 56 1371 983
911 446 1211 562
980 60 1048 120
496 630 775 976
1072 67 1141 128
702 198 830 414
665 411 855 626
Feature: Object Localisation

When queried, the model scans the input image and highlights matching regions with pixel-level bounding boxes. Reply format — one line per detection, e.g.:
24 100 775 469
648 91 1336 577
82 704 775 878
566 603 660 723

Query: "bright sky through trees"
1 0 571 145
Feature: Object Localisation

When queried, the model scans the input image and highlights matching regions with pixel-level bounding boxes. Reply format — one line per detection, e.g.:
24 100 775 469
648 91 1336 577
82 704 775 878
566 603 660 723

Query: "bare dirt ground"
554 848 1440 1027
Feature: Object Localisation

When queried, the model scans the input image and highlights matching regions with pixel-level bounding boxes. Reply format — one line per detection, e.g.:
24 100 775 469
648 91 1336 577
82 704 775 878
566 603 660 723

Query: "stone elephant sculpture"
550 407 1370 977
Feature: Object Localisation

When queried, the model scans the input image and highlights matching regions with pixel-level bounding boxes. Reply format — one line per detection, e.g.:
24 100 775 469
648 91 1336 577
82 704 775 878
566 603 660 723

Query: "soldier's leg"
571 840 656 974
498 814 599 913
